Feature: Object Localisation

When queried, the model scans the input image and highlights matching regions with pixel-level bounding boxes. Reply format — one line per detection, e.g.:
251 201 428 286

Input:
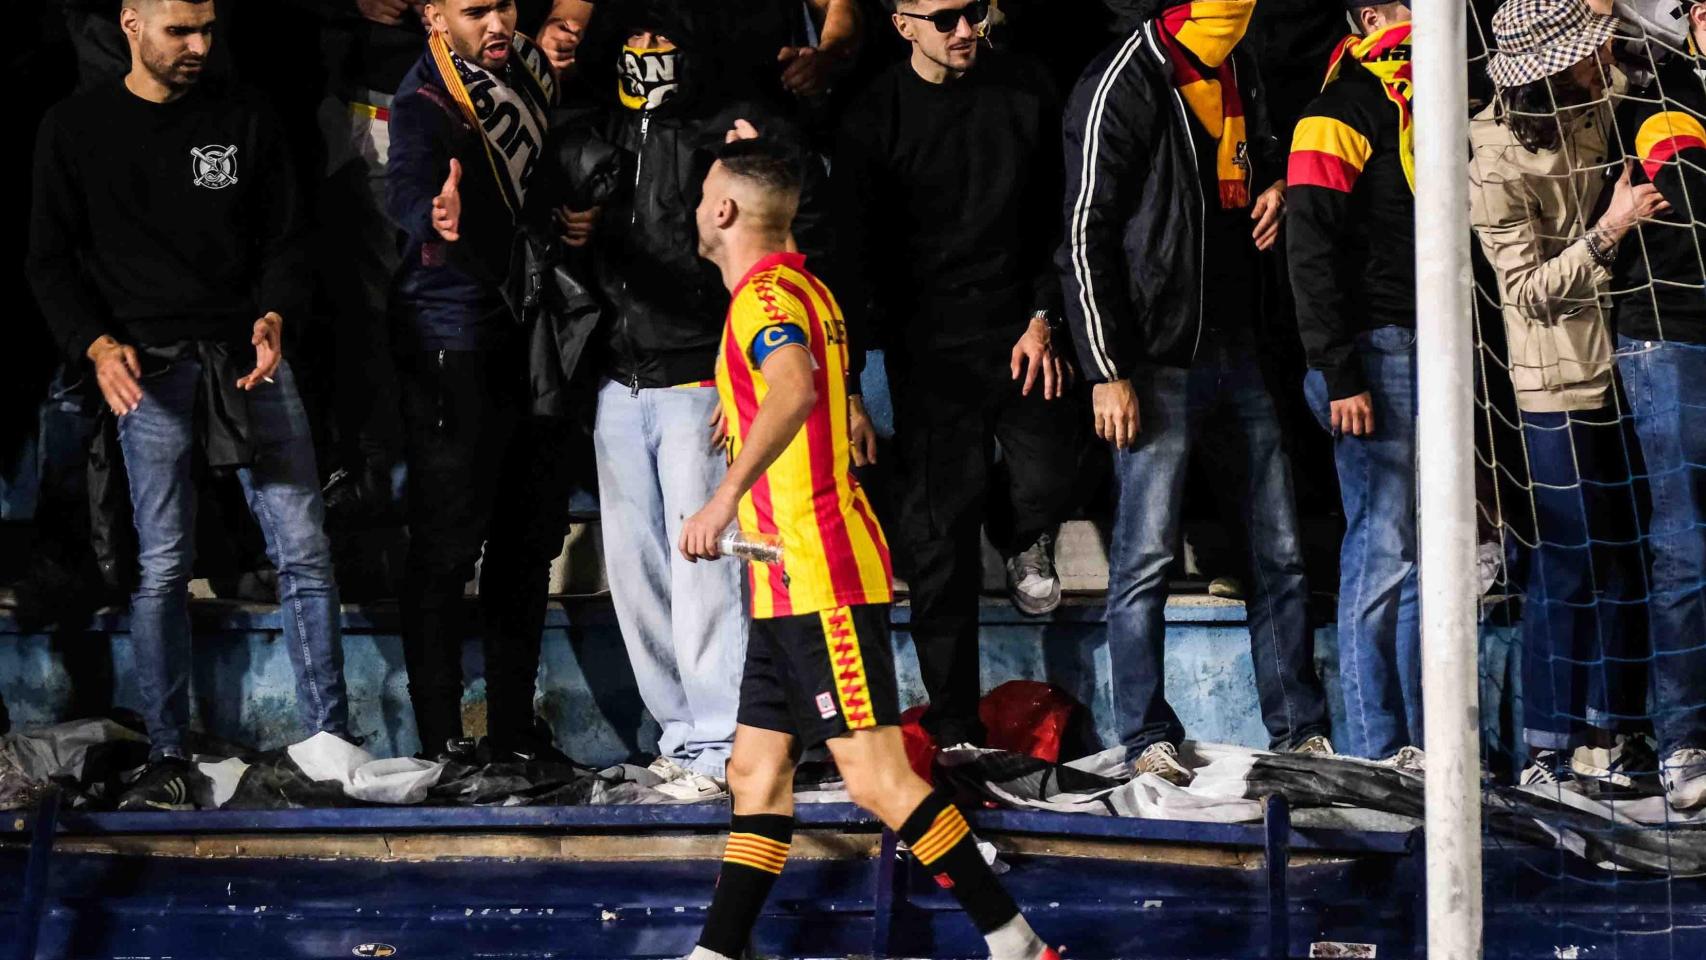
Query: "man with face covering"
1058 0 1334 785
566 0 832 801
385 0 575 762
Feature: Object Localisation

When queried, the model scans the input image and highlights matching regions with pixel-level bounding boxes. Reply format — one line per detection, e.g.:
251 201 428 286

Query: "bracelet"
1585 229 1615 269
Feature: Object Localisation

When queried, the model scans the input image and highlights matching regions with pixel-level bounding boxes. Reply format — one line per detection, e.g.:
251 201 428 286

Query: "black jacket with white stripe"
1055 19 1281 381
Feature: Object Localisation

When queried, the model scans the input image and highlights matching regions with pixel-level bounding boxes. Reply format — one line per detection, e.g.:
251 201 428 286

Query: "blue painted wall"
0 599 1521 764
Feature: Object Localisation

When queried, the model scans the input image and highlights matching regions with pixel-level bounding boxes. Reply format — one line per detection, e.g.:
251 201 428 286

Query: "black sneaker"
437 737 485 766
491 733 580 768
1518 750 1580 794
116 757 209 811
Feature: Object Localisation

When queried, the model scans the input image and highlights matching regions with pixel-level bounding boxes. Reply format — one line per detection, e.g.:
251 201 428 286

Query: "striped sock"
899 793 1048 960
695 813 793 959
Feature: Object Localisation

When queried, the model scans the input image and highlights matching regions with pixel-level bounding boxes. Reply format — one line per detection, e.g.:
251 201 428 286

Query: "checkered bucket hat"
1486 0 1620 88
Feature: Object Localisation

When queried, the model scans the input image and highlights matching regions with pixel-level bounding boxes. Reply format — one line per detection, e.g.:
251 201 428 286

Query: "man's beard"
142 47 204 91
924 39 979 74
454 33 512 73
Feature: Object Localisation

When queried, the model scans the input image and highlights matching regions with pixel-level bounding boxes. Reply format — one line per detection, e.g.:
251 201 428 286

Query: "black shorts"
737 603 901 748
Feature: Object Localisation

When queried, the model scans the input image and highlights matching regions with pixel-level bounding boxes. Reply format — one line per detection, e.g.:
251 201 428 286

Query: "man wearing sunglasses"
834 0 1083 752
1058 0 1333 786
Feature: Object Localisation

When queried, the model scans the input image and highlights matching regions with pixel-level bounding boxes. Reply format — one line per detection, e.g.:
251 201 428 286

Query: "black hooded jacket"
568 0 833 390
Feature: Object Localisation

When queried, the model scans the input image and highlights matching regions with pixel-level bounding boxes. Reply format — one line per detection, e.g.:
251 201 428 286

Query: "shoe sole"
1009 584 1063 618
1667 785 1706 811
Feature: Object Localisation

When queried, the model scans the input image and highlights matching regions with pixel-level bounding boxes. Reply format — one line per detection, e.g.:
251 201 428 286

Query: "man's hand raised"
357 0 410 26
432 159 462 242
87 335 143 417
778 46 837 98
540 17 584 72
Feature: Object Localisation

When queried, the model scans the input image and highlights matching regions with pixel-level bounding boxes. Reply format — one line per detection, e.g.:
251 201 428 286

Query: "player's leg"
828 726 1053 960
691 627 800 960
815 605 1053 960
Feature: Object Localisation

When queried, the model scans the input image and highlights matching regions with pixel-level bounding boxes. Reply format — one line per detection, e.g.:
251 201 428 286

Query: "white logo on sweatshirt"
190 144 239 190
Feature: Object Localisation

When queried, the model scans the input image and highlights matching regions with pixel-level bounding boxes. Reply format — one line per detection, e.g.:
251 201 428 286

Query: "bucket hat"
1486 0 1619 88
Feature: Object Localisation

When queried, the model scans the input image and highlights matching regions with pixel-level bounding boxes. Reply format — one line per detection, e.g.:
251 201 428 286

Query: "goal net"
1460 0 1706 951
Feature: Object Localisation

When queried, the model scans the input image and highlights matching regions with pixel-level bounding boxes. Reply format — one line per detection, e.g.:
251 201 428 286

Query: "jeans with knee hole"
117 355 347 760
1304 326 1421 760
594 380 748 779
1107 337 1329 758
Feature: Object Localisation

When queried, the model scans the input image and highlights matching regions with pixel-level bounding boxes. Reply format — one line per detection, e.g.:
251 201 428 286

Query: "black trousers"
397 347 575 755
888 337 1086 747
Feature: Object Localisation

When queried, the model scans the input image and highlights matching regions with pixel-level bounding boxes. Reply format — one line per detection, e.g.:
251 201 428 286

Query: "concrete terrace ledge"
0 591 1253 635
0 591 1358 764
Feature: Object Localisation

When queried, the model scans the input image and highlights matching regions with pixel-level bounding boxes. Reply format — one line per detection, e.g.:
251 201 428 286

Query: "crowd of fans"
14 0 1706 817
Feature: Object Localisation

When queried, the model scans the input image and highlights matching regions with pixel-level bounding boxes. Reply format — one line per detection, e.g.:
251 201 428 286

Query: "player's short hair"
716 138 803 197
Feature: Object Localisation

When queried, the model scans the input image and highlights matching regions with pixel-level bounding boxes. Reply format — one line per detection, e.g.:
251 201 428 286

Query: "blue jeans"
1107 338 1329 756
1618 337 1706 755
593 380 747 778
1516 403 1648 751
1304 327 1421 760
117 356 347 760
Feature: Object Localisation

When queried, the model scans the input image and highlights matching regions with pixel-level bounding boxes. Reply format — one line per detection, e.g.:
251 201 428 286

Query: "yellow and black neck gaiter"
618 44 679 111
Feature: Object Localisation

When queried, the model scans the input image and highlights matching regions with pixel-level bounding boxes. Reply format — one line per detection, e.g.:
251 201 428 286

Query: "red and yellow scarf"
1157 0 1255 208
1322 22 1415 192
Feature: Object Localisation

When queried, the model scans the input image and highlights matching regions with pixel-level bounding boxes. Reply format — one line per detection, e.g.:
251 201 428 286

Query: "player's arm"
679 344 817 562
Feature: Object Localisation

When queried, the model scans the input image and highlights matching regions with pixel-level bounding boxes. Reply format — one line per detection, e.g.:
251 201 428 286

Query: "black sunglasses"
898 0 990 34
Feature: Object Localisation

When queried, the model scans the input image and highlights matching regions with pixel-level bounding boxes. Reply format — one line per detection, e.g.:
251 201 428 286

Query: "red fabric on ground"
901 680 1080 782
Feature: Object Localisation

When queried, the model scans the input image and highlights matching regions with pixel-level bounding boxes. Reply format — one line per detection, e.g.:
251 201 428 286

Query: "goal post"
1413 0 1485 956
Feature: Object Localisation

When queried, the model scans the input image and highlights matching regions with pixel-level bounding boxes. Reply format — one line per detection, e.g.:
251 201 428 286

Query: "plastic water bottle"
719 531 784 565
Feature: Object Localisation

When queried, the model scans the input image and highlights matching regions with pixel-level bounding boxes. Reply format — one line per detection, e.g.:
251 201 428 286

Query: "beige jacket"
1468 101 1616 413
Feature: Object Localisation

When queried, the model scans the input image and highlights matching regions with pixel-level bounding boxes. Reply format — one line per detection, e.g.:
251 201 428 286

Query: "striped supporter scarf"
426 29 555 217
1324 22 1415 191
1156 0 1256 208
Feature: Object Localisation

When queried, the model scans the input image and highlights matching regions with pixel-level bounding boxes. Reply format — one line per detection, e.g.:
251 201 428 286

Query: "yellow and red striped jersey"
716 252 893 619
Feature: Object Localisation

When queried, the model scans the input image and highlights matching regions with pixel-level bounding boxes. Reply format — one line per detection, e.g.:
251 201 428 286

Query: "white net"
1464 0 1706 948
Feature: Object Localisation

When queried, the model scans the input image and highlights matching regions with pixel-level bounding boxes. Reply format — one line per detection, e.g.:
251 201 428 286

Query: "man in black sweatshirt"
835 0 1082 750
1286 0 1421 766
385 0 581 763
27 0 349 808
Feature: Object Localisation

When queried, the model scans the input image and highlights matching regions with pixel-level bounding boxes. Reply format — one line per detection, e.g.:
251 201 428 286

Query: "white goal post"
1414 0 1485 957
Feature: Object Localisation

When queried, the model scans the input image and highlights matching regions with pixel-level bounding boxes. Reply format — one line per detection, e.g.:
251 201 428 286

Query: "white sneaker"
646 756 689 783
1133 742 1194 786
1476 540 1505 596
1381 746 1426 775
1663 749 1706 811
1290 735 1334 756
1573 735 1660 795
1006 534 1062 617
654 769 729 802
